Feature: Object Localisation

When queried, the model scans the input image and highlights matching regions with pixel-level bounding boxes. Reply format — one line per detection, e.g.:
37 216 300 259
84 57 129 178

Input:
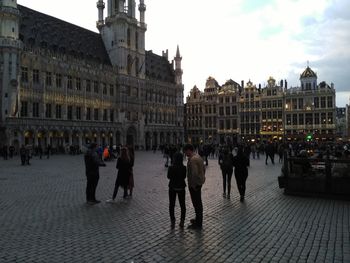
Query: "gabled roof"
18 5 111 65
300 66 317 79
145 51 175 83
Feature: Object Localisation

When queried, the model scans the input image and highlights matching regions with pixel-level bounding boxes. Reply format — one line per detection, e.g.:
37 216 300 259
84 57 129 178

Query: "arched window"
127 28 131 46
127 55 132 75
135 57 139 77
135 32 139 50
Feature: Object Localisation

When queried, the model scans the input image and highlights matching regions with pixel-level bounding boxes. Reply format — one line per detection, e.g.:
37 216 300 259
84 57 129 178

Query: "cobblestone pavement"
0 152 349 263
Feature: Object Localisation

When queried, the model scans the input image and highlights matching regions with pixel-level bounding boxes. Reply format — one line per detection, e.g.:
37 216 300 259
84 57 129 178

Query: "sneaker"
240 196 245 202
92 200 101 204
190 219 196 224
106 199 115 203
179 221 184 228
222 193 226 198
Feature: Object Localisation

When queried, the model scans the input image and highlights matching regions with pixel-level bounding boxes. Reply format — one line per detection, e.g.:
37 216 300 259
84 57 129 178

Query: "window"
46 72 52 87
45 103 52 118
103 83 107 95
226 119 231 129
314 113 320 125
67 106 73 120
292 98 297 110
267 101 271 108
21 67 28 83
286 114 291 125
32 102 39 117
86 80 91 92
33 69 40 84
220 120 224 130
67 76 73 89
55 104 62 119
76 107 81 120
226 106 230 115
298 98 303 109
56 74 62 88
232 106 237 115
327 97 333 108
306 113 313 125
298 114 304 125
93 81 99 93
135 32 139 50
127 28 131 46
21 101 28 117
262 101 266 108
86 108 91 120
217 107 223 116
232 119 237 129
94 108 99 121
321 113 326 124
110 109 114 122
262 112 266 119
103 109 107 121
76 78 81 91
321 97 326 108
328 112 333 124
292 114 297 125
314 97 319 108
225 97 230 103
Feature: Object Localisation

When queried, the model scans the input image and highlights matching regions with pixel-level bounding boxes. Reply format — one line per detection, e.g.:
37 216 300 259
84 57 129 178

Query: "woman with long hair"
107 147 132 202
167 151 187 228
232 146 249 202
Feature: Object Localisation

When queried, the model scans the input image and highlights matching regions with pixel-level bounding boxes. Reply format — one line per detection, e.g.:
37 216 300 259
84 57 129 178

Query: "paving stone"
0 152 349 262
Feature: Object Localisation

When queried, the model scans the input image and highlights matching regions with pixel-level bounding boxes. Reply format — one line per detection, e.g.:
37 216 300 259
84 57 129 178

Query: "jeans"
169 189 186 223
189 185 203 227
221 169 233 195
86 174 99 201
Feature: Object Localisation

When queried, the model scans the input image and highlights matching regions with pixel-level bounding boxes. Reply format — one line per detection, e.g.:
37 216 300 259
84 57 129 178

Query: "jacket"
187 153 206 188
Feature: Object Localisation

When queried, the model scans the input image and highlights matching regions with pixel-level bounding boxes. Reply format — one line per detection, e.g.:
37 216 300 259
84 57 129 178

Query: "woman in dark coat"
109 147 132 201
232 146 249 202
167 152 187 228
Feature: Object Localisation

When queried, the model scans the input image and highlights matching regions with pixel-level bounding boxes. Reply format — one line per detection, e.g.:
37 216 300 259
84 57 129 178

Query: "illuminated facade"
0 1 184 151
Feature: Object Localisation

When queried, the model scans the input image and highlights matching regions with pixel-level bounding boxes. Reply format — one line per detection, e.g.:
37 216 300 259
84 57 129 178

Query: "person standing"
183 144 206 230
167 152 187 228
218 147 234 198
265 141 275 165
20 145 26 165
107 147 132 202
232 146 249 202
84 143 106 204
127 145 135 197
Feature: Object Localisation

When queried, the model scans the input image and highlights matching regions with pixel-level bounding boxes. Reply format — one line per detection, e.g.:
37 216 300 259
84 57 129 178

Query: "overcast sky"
17 0 350 107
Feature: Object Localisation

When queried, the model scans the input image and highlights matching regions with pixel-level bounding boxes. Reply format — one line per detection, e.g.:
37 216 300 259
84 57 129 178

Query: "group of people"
83 143 134 205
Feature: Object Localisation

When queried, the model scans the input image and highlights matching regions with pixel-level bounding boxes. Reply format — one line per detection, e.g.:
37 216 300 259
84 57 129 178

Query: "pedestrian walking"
218 146 234 198
232 146 249 202
107 147 132 202
265 141 275 165
84 143 106 205
167 152 186 228
20 145 26 165
183 144 206 230
46 144 51 159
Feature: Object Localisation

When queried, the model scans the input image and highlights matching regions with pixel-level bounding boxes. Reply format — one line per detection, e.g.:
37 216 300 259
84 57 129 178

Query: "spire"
176 45 181 57
96 0 105 30
128 0 136 18
139 0 146 24
175 45 182 85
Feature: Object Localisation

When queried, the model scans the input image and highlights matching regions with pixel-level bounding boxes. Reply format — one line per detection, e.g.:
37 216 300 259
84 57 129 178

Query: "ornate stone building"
239 80 261 141
260 77 285 141
217 79 240 144
0 0 184 151
185 66 336 144
285 66 336 141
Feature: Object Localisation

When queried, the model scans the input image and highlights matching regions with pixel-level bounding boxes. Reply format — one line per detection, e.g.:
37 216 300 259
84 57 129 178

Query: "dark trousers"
265 153 274 164
86 175 99 201
234 173 248 197
221 169 233 195
20 155 26 165
169 189 186 223
112 182 127 199
189 186 203 227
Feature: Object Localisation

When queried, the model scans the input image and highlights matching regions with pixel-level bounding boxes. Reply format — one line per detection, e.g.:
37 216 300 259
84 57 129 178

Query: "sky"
17 0 350 107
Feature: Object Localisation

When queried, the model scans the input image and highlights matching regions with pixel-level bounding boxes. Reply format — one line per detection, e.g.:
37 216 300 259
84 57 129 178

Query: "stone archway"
126 126 137 146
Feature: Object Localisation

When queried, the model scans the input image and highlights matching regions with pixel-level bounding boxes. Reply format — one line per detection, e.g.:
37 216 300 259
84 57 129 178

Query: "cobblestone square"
0 152 349 263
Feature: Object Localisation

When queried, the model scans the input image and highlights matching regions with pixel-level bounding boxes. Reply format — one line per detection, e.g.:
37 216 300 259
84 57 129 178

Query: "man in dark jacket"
84 143 106 204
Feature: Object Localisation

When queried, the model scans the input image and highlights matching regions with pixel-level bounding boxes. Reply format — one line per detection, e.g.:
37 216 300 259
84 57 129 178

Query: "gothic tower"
97 0 146 78
0 0 22 143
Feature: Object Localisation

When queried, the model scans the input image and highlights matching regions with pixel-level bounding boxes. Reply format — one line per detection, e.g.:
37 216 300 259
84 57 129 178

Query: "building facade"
0 0 184 151
185 66 337 144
